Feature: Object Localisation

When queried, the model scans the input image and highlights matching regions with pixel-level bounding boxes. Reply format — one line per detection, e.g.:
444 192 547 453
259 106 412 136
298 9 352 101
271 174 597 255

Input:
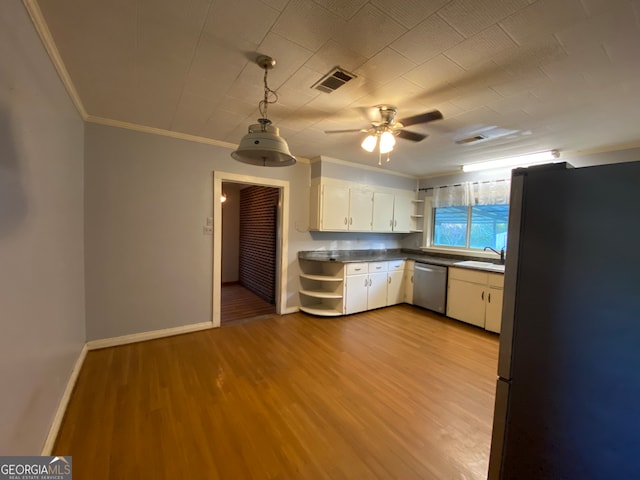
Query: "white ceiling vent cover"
312 67 356 93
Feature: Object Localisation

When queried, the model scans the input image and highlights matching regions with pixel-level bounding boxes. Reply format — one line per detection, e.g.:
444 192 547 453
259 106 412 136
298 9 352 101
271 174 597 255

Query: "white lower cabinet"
446 267 504 331
403 260 414 304
484 283 504 333
344 262 390 314
386 260 405 306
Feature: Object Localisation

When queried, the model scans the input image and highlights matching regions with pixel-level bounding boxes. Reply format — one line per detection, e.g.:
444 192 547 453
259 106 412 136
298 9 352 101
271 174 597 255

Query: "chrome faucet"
484 246 505 264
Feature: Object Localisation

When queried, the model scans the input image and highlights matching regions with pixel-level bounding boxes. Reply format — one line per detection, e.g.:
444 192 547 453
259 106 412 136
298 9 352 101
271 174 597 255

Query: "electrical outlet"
203 226 213 235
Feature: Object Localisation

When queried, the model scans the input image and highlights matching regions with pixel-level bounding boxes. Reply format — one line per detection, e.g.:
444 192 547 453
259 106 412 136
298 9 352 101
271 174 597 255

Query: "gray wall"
84 124 406 340
0 2 85 454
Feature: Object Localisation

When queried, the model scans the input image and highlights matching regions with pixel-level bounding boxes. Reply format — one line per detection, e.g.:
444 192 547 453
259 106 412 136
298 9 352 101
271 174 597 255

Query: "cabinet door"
485 287 503 333
321 184 349 231
392 192 414 232
372 192 394 232
345 274 369 314
387 270 404 306
447 279 486 328
403 264 414 304
367 271 388 310
348 188 373 231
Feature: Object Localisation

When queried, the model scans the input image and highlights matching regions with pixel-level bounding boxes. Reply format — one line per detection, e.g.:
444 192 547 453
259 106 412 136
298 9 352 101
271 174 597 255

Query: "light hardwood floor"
54 305 499 479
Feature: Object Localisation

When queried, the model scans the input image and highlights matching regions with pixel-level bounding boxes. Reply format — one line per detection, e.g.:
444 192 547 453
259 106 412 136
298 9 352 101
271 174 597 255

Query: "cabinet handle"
411 275 413 283
364 278 368 287
394 219 397 227
488 293 491 303
481 291 485 301
344 217 347 225
388 276 391 284
349 217 353 225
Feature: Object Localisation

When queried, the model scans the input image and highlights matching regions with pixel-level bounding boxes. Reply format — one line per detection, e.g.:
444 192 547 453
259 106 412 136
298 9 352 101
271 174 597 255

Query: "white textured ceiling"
35 0 640 176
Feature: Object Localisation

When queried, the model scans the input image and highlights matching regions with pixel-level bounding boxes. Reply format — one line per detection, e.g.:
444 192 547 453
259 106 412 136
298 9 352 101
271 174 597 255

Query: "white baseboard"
282 306 300 314
41 344 88 455
86 322 214 350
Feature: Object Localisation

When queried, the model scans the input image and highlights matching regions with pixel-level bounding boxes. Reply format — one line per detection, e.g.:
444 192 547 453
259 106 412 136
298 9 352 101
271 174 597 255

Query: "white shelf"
300 304 343 316
299 258 345 316
412 199 424 203
411 214 424 218
300 273 343 282
300 289 343 299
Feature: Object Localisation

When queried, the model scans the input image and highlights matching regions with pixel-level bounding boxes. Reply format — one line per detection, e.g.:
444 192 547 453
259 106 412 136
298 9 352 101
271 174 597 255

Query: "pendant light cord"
259 68 279 120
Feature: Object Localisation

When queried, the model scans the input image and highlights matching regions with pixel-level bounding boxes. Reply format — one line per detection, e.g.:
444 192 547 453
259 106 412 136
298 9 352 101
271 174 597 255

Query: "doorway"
212 172 290 328
220 182 278 325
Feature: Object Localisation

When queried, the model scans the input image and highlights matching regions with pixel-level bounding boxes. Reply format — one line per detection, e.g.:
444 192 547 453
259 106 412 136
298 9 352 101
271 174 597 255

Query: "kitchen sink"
454 260 505 273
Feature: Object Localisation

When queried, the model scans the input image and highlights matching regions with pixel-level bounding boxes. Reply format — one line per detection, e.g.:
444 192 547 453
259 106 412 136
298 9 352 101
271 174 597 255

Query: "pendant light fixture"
231 55 296 167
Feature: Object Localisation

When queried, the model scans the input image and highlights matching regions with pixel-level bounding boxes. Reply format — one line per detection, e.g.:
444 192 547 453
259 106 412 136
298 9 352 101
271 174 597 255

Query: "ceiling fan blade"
324 129 367 134
398 109 443 127
396 130 428 142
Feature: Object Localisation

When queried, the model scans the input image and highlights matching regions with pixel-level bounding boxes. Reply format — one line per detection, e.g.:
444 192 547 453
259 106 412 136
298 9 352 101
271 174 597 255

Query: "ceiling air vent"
455 135 488 145
312 67 356 93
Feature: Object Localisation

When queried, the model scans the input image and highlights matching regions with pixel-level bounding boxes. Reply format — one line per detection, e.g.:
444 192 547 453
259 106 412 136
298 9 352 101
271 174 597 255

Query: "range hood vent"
312 67 356 93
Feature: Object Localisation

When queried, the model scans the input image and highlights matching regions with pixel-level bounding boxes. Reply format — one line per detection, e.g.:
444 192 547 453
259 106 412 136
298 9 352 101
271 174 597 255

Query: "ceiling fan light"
361 134 377 152
231 123 296 167
379 131 396 154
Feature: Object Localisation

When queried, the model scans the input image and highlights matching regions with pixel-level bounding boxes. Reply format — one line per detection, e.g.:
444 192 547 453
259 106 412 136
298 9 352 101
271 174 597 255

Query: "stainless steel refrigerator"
488 161 640 479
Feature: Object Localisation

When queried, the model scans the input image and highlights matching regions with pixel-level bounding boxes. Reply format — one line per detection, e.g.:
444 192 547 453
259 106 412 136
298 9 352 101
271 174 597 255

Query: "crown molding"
23 0 88 119
85 115 238 149
314 155 419 179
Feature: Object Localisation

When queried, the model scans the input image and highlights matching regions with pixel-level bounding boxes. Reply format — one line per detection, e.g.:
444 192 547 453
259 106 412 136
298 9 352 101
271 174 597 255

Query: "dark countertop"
298 249 504 272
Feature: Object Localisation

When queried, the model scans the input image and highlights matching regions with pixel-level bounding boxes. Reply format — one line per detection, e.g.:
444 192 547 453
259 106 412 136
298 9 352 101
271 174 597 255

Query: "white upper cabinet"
392 191 414 233
310 178 415 233
319 184 349 231
310 183 373 232
348 187 373 231
372 192 395 232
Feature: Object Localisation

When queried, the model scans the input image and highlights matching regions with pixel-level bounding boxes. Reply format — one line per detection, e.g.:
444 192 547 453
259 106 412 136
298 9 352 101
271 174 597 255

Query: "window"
429 179 510 251
432 204 509 250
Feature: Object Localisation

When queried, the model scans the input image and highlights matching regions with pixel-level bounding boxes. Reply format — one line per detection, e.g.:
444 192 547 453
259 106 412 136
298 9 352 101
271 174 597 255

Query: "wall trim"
315 155 418 178
22 0 88 119
86 322 213 350
213 172 290 328
41 344 88 455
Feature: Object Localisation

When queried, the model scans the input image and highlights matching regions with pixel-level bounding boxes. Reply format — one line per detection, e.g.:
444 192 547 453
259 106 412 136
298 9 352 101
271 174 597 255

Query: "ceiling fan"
324 104 443 164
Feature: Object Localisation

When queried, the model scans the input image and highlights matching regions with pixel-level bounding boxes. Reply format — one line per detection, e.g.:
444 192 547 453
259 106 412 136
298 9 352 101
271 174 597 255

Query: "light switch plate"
206 217 213 226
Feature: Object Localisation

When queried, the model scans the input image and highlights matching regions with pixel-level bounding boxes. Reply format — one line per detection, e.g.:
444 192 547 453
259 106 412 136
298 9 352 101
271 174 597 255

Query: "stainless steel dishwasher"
413 263 447 313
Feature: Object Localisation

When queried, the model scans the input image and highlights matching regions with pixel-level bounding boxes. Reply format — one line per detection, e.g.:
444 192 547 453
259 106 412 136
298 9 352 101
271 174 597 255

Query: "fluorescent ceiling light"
462 150 560 172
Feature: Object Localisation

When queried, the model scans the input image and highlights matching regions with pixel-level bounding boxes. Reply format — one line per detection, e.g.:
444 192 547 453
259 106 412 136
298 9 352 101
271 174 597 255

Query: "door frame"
212 171 290 327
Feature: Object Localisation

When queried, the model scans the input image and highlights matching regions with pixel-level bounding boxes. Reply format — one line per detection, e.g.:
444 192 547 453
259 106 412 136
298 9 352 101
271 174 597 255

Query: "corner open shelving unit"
298 259 344 316
411 199 425 233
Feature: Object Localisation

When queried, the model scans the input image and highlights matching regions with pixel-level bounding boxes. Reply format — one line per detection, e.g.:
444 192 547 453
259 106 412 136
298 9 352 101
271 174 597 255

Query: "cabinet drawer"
346 262 368 275
448 267 488 284
388 260 404 271
369 261 388 273
488 273 504 288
